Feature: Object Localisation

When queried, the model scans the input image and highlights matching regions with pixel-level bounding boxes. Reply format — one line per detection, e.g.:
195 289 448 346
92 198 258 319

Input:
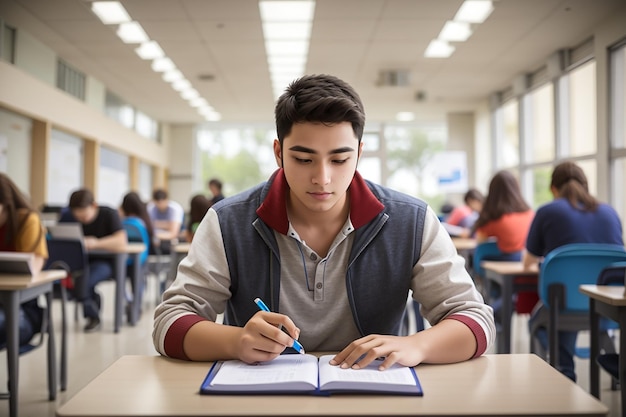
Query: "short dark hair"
464 188 484 205
68 188 95 209
274 74 366 146
208 178 222 191
152 188 168 201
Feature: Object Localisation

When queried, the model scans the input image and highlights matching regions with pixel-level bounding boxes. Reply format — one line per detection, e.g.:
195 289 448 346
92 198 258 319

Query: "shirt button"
310 253 317 261
316 282 323 289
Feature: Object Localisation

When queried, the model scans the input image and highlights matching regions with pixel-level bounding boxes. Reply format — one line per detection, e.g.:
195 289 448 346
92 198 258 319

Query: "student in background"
442 188 484 237
0 173 46 346
120 191 154 312
147 189 184 251
472 171 535 325
524 160 623 382
59 188 127 332
185 194 212 242
207 178 225 206
473 171 534 260
154 74 495 370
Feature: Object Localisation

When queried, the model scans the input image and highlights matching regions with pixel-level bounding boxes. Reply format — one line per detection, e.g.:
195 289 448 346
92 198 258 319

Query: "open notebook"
0 252 36 275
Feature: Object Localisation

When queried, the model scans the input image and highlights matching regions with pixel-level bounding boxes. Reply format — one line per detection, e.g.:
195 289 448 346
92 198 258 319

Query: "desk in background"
481 261 538 353
0 269 66 417
580 284 626 417
88 242 145 332
56 353 607 417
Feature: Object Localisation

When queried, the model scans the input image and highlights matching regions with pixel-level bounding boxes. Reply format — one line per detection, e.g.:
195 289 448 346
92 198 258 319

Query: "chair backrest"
123 218 150 265
45 237 88 275
539 243 626 312
472 240 501 278
596 261 626 286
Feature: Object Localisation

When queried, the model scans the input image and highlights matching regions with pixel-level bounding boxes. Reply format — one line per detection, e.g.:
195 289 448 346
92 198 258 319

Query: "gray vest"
213 177 427 336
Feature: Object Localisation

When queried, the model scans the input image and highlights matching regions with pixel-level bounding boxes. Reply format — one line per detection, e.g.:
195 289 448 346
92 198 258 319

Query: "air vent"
377 70 410 87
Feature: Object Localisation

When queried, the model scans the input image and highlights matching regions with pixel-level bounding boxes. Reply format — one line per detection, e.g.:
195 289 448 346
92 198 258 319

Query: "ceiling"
2 0 625 125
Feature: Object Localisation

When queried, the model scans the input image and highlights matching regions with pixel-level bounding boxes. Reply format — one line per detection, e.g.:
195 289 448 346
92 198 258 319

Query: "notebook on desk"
0 252 36 275
48 223 84 241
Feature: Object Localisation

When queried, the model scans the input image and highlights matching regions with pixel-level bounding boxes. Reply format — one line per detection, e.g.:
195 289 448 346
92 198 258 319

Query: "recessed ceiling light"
135 41 164 60
117 21 148 43
454 0 494 23
439 21 472 42
91 1 130 24
424 40 455 58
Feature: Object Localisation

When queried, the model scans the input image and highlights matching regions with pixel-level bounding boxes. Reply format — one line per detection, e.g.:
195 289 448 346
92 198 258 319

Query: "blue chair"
122 219 151 318
472 240 501 283
529 243 626 369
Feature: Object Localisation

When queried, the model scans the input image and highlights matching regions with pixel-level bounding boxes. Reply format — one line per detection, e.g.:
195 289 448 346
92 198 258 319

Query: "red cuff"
163 314 207 360
446 314 488 358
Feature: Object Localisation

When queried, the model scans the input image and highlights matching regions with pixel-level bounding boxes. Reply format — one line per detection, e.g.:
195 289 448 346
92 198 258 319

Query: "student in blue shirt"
524 160 623 381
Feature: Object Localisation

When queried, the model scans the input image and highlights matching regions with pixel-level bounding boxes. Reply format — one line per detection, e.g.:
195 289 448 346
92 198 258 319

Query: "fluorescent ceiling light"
262 22 312 39
259 1 315 22
151 57 175 72
396 112 415 122
180 88 200 100
439 21 472 42
454 0 494 23
91 1 131 24
162 69 183 82
190 97 208 108
135 41 164 60
424 39 455 58
172 79 191 91
116 21 148 43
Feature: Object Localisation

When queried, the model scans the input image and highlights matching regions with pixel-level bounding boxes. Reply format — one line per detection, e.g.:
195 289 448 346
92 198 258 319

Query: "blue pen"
254 297 305 354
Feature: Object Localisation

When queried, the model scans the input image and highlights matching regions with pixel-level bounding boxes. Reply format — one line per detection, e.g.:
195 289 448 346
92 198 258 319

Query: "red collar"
256 169 384 235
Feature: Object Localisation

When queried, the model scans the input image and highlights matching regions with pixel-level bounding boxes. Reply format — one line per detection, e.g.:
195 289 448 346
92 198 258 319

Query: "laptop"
48 223 85 241
0 251 35 275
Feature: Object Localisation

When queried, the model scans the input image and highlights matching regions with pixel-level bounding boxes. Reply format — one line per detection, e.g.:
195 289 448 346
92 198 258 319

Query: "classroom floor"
0 281 622 417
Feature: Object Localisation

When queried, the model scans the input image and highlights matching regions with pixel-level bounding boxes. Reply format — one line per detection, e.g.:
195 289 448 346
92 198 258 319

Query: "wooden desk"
56 353 607 416
580 284 626 417
451 237 477 252
480 261 538 354
88 243 145 332
0 269 67 417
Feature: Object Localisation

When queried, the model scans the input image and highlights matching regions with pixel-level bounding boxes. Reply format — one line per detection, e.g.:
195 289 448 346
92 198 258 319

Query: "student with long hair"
524 160 623 382
0 173 46 346
474 170 534 260
185 194 212 242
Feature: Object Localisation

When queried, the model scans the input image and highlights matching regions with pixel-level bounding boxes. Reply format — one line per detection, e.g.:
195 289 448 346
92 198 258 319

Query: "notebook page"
209 354 319 391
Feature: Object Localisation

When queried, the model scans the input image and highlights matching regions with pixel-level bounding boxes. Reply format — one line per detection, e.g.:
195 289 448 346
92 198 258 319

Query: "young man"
153 74 495 370
207 178 225 206
147 189 184 245
60 188 127 332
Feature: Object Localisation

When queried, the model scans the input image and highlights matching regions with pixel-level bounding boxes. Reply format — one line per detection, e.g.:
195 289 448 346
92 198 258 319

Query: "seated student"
523 160 623 382
207 178 225 206
120 191 154 313
185 194 212 242
443 188 484 237
153 74 495 369
474 171 534 261
147 189 184 252
0 173 46 346
472 171 535 321
59 188 127 332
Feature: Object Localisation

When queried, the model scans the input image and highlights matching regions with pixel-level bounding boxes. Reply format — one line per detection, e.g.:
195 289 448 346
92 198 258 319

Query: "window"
610 41 626 226
565 61 597 157
526 83 555 163
56 59 86 100
1 22 16 63
98 146 129 207
495 99 519 168
135 111 159 141
105 91 135 130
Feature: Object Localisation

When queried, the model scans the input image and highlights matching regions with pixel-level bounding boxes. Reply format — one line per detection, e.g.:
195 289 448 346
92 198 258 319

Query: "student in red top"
473 170 534 258
472 170 535 321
